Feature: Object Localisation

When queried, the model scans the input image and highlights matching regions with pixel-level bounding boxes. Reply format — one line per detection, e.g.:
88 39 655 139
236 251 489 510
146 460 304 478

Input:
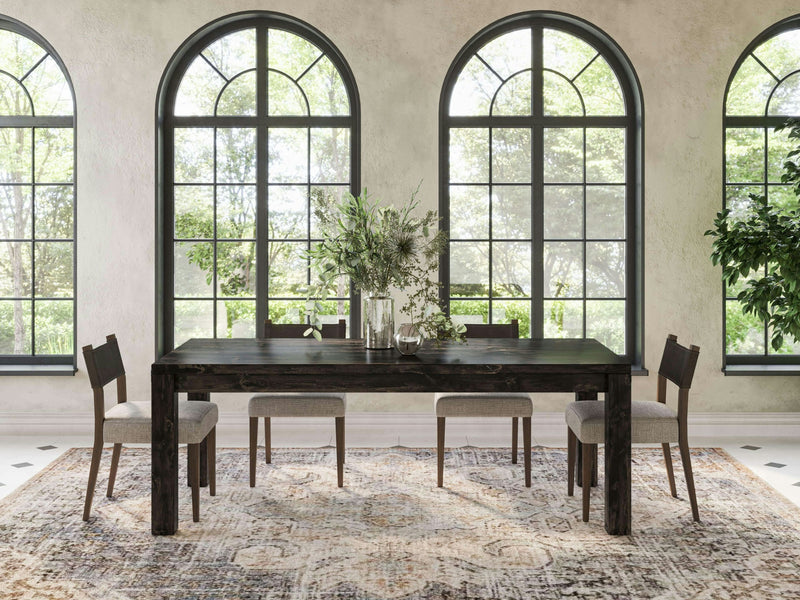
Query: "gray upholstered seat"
104 400 219 445
565 400 678 444
249 393 345 418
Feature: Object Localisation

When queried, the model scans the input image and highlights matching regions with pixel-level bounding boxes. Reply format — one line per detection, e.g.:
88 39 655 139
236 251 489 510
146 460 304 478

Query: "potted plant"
303 186 465 349
706 118 800 351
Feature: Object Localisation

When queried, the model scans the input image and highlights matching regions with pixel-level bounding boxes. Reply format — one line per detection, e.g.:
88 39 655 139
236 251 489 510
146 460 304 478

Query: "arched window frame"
0 15 76 374
439 11 644 366
155 11 360 355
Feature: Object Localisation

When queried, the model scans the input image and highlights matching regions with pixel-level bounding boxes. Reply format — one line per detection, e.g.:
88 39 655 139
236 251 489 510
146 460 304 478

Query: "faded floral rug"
1 447 800 599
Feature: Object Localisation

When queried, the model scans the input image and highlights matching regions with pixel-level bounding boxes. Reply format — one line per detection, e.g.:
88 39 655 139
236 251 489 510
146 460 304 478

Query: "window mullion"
255 26 268 336
531 26 544 338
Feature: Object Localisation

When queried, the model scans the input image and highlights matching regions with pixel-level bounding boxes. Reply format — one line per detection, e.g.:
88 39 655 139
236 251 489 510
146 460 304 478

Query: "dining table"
151 337 631 535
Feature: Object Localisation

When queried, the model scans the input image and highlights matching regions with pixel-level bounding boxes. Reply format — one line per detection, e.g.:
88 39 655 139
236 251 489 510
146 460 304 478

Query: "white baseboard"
1 411 799 446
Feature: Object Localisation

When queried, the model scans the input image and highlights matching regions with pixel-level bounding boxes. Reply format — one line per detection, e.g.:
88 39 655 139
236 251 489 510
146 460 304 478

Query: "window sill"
631 365 648 376
723 364 800 376
0 364 77 376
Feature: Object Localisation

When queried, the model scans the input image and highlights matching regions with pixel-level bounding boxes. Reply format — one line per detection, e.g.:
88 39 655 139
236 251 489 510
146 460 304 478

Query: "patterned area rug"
1 447 800 599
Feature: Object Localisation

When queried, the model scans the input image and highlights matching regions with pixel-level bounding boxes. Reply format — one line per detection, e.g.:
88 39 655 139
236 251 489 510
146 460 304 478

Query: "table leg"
605 372 631 535
575 391 598 488
188 392 210 488
152 371 179 535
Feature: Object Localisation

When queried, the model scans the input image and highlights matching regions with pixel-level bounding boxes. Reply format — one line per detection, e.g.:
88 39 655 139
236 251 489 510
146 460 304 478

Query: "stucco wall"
0 0 798 419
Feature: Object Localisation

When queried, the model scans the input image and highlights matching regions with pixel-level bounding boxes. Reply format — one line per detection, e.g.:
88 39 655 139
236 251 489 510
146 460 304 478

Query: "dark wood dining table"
151 337 631 535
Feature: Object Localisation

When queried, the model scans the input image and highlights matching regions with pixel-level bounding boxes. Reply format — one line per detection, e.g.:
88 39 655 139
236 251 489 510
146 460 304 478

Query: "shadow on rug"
1 447 800 599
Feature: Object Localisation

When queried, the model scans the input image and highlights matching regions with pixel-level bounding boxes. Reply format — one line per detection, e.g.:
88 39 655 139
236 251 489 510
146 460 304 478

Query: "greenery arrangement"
706 118 800 351
303 187 466 342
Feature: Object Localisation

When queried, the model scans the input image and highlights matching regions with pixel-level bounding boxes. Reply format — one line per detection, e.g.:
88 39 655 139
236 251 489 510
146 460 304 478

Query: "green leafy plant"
706 118 800 351
303 186 465 342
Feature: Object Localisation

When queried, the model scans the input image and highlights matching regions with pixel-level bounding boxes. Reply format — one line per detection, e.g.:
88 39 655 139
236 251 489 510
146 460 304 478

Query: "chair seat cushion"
248 393 346 418
434 392 533 418
103 400 218 444
565 400 679 444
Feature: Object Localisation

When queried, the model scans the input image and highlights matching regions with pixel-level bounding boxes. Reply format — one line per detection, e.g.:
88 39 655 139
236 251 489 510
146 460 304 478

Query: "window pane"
543 29 597 80
268 29 321 79
310 185 347 238
269 185 307 239
217 71 256 115
491 128 531 183
0 30 44 79
174 300 213 346
450 185 489 239
268 71 307 116
34 128 73 183
543 71 583 116
478 29 531 79
268 128 308 183
725 184 763 219
175 186 213 239
217 299 255 338
492 300 530 338
34 300 72 354
586 128 624 183
449 56 500 116
543 128 582 184
34 241 72 297
0 128 32 183
726 56 774 116
268 241 307 297
492 71 531 115
492 242 531 297
768 127 793 183
450 128 489 183
217 241 256 297
302 56 349 116
218 128 256 183
543 186 582 240
203 29 256 80
726 300 765 354
0 241 31 296
0 186 32 239
175 55 224 116
268 299 306 325
174 128 214 183
311 128 350 183
768 185 795 212
543 299 583 338
217 185 256 239
574 56 625 116
544 241 583 297
586 300 624 353
586 186 625 239
726 128 763 183
26 56 73 116
768 326 800 355
450 299 488 324
450 241 489 297
493 186 531 239
0 73 32 115
0 299 31 353
34 186 72 239
586 241 625 298
174 242 213 298
753 29 800 81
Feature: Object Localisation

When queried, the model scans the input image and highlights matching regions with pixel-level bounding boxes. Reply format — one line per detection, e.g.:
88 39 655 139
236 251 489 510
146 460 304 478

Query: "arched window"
723 16 800 367
0 17 75 372
157 12 359 352
440 12 642 362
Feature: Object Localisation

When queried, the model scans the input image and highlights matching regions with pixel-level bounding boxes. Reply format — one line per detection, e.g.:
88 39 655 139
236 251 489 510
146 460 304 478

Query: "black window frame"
438 11 644 368
155 11 360 356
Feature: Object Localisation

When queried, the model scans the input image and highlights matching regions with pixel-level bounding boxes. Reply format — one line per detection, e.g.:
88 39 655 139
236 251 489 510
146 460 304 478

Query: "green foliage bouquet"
304 186 465 342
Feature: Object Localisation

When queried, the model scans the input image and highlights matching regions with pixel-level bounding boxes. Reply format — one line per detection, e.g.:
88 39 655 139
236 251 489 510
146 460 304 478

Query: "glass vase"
394 323 424 355
363 296 394 349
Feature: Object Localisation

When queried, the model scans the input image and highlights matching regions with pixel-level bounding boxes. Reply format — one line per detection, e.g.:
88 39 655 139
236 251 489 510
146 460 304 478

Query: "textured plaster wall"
0 0 798 419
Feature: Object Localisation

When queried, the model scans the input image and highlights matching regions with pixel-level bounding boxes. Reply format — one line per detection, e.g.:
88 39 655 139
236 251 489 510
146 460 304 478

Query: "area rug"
1 447 800 600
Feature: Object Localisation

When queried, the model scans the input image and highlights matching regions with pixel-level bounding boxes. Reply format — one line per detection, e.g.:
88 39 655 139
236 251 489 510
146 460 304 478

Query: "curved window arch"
440 12 643 362
723 16 800 365
157 12 359 352
0 17 76 370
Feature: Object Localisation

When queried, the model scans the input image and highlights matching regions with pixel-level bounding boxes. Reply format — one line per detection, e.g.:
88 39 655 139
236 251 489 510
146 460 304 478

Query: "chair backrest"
82 334 127 434
658 334 700 390
263 319 347 339
463 319 519 339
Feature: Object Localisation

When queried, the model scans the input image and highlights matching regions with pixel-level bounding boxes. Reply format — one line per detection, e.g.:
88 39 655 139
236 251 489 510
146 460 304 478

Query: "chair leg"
662 442 677 498
207 427 216 497
679 438 700 522
83 440 103 521
582 442 593 522
523 416 531 488
264 417 271 464
106 443 122 498
567 428 576 497
437 417 445 488
335 417 344 488
249 417 257 487
511 417 519 464
188 443 200 523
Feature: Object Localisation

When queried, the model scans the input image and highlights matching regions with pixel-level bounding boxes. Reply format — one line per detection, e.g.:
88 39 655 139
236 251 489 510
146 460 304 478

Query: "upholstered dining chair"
566 334 701 522
434 319 534 487
82 334 218 522
249 319 347 487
